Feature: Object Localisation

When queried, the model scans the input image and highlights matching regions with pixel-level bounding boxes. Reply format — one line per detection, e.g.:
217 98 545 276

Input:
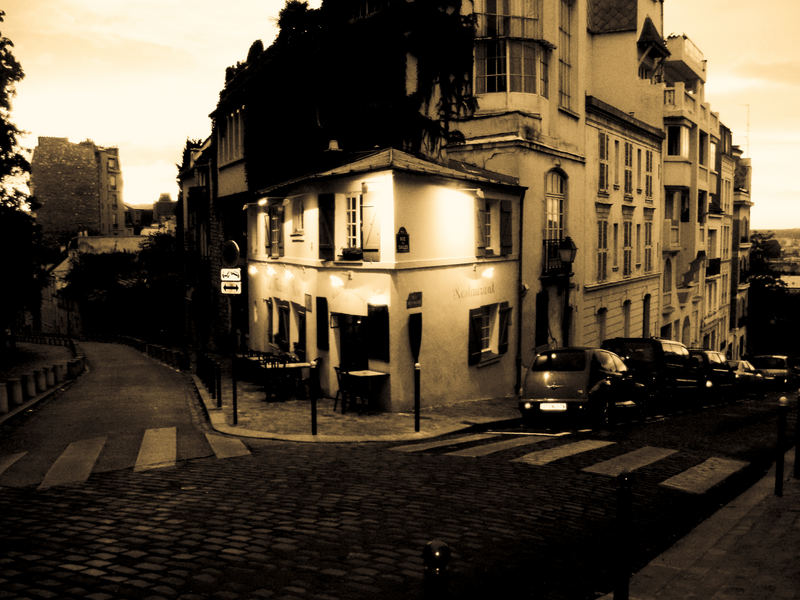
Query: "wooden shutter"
367 304 389 361
475 202 486 257
361 202 380 252
468 307 483 365
277 206 285 256
316 297 329 350
500 200 512 255
498 302 512 354
318 193 334 260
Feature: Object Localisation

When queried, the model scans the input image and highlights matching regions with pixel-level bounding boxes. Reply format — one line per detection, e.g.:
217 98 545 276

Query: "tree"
0 11 42 348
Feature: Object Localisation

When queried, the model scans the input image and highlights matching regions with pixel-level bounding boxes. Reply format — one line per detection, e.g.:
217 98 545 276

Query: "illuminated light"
330 275 345 288
368 293 389 306
482 267 495 279
248 265 258 276
266 266 277 276
284 269 294 281
257 198 267 206
705 380 713 388
524 402 532 410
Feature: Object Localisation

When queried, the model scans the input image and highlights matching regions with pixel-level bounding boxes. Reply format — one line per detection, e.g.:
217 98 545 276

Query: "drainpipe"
515 188 526 396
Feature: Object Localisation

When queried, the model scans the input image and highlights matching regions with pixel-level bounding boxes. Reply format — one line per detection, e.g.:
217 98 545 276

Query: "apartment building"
30 136 128 249
730 147 752 358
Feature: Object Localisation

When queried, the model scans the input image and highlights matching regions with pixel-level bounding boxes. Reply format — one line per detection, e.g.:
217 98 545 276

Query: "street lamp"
558 236 578 344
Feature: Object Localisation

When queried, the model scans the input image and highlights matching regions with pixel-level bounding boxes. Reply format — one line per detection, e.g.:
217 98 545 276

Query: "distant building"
30 137 130 248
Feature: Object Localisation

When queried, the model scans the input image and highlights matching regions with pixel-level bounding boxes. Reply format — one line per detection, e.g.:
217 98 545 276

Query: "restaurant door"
337 314 368 371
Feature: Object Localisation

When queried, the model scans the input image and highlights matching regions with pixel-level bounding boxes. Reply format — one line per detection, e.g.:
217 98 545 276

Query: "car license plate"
540 402 567 412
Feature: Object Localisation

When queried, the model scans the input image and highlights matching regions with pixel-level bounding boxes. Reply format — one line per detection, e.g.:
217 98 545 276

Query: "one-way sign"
220 267 241 282
221 281 242 295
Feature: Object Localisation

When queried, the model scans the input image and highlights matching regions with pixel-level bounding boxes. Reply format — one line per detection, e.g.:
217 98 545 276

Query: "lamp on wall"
558 236 578 345
558 236 578 270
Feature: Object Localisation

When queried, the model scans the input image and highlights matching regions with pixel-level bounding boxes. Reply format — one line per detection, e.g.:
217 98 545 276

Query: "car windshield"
750 357 787 369
531 351 586 372
607 341 655 363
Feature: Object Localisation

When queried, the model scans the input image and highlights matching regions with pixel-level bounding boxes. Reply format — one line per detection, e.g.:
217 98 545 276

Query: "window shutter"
318 193 334 260
475 204 486 257
500 200 512 255
498 302 512 354
316 297 328 350
468 308 483 365
277 206 285 256
361 203 380 252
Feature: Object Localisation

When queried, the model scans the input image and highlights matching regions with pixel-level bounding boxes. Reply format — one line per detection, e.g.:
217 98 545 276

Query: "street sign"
221 267 241 282
221 281 242 295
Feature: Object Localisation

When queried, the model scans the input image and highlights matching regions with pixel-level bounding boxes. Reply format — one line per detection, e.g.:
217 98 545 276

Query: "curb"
0 360 87 427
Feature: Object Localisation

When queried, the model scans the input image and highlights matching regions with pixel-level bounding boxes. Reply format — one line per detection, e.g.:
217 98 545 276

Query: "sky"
1 0 798 229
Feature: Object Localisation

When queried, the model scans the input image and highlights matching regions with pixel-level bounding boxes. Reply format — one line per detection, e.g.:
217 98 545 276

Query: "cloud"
730 61 800 86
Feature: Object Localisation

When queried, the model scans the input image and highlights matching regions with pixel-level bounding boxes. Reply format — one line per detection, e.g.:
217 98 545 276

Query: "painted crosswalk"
391 432 750 496
0 427 251 490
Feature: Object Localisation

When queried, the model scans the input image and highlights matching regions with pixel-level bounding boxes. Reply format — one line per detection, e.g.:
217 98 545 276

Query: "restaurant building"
245 148 525 411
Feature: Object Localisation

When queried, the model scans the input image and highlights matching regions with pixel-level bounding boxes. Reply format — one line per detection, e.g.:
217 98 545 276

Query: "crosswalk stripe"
134 427 176 472
583 446 677 476
390 433 501 453
512 439 615 466
0 452 27 476
659 456 748 494
204 433 250 459
38 437 106 490
446 435 550 457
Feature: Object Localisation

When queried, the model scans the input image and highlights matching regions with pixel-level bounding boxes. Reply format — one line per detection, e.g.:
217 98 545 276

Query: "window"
636 148 642 192
477 198 512 257
667 125 688 157
709 140 718 171
596 218 608 282
476 40 548 95
622 220 632 277
612 223 619 269
545 172 566 241
598 131 609 193
645 150 654 199
218 107 244 165
624 142 633 196
292 197 304 234
109 174 117 190
265 204 284 258
468 302 512 365
698 131 708 166
698 190 707 223
558 0 573 110
614 140 620 188
644 220 653 272
664 259 672 292
345 193 361 249
107 157 117 170
636 223 641 266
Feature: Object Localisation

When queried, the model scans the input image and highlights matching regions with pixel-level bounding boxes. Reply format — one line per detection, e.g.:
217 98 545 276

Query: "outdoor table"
343 369 389 413
261 360 312 402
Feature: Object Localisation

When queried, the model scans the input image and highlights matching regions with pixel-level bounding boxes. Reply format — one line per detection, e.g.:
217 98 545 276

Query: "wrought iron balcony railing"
542 238 571 278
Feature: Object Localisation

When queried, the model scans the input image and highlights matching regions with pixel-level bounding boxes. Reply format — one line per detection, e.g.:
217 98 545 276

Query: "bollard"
422 539 451 597
0 382 8 414
615 472 633 600
795 389 799 480
231 356 238 426
7 378 23 407
776 396 788 496
21 372 37 399
45 365 55 388
215 361 222 407
310 359 318 436
414 362 421 433
53 363 65 383
34 369 47 393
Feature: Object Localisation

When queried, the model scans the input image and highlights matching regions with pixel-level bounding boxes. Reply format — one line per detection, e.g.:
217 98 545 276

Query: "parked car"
688 349 736 402
748 355 799 389
518 347 645 427
728 359 764 396
600 337 702 410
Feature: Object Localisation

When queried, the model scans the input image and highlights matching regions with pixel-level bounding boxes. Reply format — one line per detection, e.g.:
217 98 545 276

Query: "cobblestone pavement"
1 342 797 599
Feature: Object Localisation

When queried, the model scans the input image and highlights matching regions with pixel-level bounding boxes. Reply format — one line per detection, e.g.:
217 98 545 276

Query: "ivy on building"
215 0 476 192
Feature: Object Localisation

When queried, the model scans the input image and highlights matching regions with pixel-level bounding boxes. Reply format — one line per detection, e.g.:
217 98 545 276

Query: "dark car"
688 349 736 402
518 347 645 427
748 355 798 389
600 337 702 410
728 359 764 396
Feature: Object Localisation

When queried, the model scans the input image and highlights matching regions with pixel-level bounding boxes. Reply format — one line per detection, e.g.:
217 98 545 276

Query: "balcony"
475 12 544 41
663 219 680 252
663 83 697 115
706 257 721 277
541 239 573 279
665 34 707 83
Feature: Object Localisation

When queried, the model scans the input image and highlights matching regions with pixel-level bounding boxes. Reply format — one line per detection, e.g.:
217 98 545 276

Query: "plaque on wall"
396 227 410 253
406 291 422 309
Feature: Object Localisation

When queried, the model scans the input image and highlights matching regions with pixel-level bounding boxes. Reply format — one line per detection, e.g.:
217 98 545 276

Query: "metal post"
776 396 788 496
614 471 632 600
216 361 222 408
232 356 238 426
414 363 421 432
311 359 318 436
795 390 799 479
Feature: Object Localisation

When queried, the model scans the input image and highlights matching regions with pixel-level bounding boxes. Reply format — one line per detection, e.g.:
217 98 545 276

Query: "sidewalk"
192 370 521 443
600 451 800 600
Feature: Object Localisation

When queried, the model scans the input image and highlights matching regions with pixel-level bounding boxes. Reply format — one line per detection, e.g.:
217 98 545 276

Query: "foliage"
62 233 185 344
218 0 476 192
0 11 44 344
